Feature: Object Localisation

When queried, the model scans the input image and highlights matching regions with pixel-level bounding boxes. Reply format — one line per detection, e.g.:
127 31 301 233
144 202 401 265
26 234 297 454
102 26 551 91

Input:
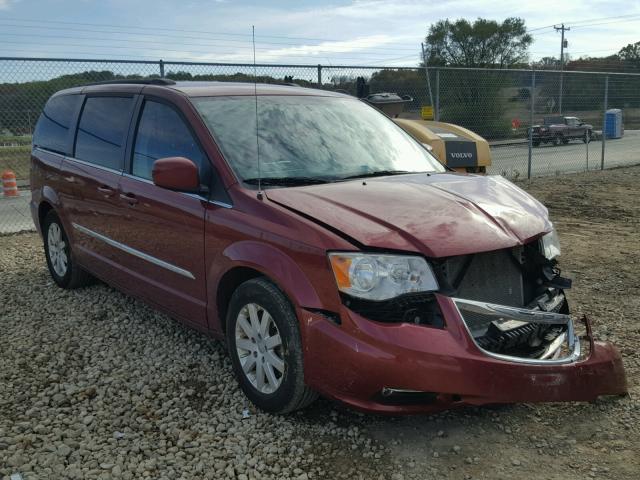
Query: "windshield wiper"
339 170 413 180
243 176 330 187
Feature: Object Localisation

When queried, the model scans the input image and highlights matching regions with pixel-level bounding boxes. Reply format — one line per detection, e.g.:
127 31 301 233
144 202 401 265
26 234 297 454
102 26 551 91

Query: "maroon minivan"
30 79 627 414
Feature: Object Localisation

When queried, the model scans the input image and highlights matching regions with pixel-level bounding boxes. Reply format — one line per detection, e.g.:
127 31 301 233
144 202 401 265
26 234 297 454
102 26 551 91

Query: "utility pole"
554 24 570 114
421 43 434 110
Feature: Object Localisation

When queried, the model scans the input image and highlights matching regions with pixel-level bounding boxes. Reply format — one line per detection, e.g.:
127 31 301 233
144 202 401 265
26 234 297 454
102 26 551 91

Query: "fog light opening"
379 388 439 405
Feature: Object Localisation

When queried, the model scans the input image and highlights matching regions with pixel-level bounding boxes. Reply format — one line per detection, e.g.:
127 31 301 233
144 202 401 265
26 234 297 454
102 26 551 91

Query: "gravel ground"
1 166 639 480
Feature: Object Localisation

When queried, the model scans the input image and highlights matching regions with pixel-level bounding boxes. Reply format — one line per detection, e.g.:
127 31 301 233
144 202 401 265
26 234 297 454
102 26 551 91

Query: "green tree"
423 18 532 139
425 17 532 68
618 41 640 62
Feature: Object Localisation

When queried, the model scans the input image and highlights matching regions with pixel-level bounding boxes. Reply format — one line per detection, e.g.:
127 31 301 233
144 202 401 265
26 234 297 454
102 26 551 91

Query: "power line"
0 16 422 48
565 13 640 27
528 13 640 32
527 24 556 33
352 54 420 66
570 17 640 29
0 31 421 58
0 22 422 52
530 48 620 56
8 12 640 40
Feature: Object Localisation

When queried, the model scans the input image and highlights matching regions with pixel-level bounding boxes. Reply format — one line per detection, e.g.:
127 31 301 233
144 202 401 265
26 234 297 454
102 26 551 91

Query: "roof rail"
84 78 177 87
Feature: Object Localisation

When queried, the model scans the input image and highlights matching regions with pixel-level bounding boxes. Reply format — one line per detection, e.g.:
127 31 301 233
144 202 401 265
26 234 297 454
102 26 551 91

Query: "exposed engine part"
455 295 580 364
476 321 565 357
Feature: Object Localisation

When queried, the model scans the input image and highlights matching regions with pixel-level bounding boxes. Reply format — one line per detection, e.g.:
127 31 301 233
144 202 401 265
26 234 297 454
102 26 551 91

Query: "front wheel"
583 131 593 143
553 135 563 146
226 277 317 414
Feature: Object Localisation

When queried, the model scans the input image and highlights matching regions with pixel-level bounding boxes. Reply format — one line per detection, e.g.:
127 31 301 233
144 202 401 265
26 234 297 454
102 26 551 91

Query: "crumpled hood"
266 173 552 258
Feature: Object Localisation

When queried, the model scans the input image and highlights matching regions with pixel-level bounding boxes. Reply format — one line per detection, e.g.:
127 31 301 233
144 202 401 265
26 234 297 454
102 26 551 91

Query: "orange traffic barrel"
2 170 19 197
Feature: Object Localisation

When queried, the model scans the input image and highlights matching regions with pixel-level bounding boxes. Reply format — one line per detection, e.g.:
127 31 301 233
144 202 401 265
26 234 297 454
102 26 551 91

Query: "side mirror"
152 157 200 192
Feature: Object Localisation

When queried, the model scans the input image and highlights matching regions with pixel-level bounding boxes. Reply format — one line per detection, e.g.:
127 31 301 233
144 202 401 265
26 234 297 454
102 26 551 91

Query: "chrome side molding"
72 223 195 280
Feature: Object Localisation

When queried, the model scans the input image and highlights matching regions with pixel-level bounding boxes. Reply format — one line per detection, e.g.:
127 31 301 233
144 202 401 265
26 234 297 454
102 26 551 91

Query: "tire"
226 277 318 414
43 211 93 289
553 135 562 146
583 131 592 143
561 137 569 144
532 140 540 147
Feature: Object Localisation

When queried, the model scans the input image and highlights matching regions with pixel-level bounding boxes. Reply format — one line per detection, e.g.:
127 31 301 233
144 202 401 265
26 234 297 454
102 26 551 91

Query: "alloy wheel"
235 303 285 394
47 222 68 277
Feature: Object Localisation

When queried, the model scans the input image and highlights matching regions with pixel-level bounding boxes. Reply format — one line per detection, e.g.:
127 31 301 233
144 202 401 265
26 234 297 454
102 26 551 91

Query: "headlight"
541 228 561 259
328 253 439 301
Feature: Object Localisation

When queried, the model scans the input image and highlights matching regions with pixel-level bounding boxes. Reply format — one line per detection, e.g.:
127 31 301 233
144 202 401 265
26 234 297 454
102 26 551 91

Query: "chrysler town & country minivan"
30 79 627 414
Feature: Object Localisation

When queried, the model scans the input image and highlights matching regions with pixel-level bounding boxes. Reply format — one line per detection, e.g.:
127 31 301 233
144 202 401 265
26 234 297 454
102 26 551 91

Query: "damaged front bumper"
302 294 628 414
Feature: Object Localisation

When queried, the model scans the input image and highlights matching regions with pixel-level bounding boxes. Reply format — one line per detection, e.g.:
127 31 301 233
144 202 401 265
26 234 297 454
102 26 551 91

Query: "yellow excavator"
393 118 491 174
362 90 492 174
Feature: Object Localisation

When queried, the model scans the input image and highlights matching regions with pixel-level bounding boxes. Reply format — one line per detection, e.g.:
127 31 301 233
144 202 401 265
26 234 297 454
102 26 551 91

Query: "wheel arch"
212 241 325 333
216 266 264 333
37 186 62 230
38 200 55 231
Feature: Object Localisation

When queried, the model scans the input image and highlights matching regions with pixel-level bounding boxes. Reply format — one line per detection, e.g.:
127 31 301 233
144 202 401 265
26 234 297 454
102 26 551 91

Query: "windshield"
192 95 445 184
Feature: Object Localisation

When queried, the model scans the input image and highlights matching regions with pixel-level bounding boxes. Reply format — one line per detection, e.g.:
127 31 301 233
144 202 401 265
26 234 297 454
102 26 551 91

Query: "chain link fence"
2 57 640 233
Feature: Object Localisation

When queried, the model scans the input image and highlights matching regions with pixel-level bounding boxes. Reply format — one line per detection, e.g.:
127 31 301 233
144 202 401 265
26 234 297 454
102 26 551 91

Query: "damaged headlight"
328 253 439 300
541 228 561 260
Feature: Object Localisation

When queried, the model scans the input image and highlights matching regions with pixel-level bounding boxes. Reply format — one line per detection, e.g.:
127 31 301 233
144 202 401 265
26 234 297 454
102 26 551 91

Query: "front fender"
31 186 62 234
207 240 330 333
41 185 61 209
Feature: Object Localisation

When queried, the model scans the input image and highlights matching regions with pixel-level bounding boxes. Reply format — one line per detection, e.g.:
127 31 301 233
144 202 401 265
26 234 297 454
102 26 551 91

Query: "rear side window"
75 96 134 170
33 94 82 155
132 100 206 180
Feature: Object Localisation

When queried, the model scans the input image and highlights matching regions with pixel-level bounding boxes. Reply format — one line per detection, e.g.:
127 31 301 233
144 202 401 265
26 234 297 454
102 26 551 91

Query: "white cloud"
178 0 640 64
207 34 410 63
0 0 14 10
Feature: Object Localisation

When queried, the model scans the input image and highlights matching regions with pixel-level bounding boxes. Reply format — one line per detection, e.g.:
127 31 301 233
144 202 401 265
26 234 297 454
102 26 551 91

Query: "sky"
0 0 639 66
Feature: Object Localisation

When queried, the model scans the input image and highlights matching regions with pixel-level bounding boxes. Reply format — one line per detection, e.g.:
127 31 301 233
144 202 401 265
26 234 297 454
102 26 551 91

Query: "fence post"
159 59 165 78
601 75 608 170
317 64 322 86
527 70 536 180
435 69 440 121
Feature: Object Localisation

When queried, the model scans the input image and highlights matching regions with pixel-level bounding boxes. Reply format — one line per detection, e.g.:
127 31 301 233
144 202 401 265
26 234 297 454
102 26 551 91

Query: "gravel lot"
1 166 639 480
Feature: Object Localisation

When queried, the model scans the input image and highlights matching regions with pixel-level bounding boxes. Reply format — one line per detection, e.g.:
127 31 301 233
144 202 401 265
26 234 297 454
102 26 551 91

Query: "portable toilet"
605 109 623 139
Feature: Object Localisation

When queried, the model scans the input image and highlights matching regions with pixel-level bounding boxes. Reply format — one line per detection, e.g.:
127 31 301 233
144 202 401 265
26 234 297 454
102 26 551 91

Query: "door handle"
97 185 114 196
64 176 76 183
120 192 139 206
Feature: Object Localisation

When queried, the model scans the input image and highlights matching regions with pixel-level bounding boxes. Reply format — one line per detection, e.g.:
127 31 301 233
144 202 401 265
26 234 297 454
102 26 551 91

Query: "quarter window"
132 100 206 180
33 94 82 155
75 96 133 170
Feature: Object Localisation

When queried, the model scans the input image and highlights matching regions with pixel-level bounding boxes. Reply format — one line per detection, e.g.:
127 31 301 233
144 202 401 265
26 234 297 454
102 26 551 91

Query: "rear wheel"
553 135 562 146
226 277 317 413
43 211 93 289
